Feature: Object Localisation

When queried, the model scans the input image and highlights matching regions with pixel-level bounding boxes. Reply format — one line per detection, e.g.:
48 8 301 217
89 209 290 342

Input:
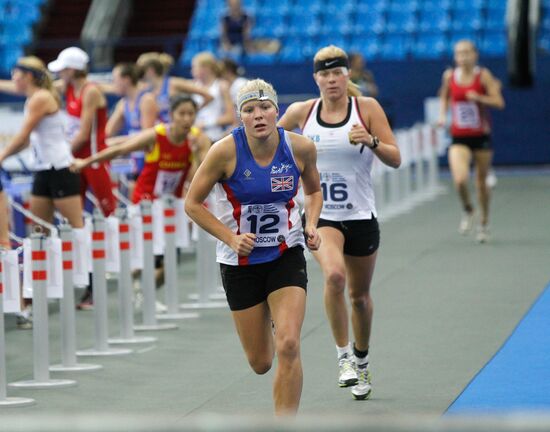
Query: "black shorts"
451 135 492 151
32 167 81 199
318 217 380 257
219 246 308 311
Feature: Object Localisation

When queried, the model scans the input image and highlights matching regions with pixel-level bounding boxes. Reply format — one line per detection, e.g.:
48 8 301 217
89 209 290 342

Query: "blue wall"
179 57 550 166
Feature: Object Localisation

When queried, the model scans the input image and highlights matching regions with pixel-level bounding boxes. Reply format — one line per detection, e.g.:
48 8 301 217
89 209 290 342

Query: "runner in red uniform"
438 40 505 243
48 47 116 217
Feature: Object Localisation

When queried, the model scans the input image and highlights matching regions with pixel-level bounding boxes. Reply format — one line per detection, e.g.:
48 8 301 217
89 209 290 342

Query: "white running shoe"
338 353 358 387
458 211 475 235
351 364 372 400
486 169 497 189
476 225 490 244
155 300 168 313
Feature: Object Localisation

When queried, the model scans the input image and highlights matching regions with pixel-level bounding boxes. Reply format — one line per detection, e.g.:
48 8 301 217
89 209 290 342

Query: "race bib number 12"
239 202 289 247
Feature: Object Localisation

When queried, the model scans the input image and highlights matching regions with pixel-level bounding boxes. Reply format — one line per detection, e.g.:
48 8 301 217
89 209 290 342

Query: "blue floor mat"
447 282 550 414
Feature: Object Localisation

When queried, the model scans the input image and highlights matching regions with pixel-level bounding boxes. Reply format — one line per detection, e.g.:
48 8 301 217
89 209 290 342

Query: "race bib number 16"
239 202 289 247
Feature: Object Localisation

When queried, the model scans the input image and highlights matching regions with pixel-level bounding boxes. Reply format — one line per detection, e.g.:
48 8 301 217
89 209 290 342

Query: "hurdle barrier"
0 248 35 406
109 208 157 345
76 210 132 356
50 223 102 371
157 196 199 321
134 200 178 331
9 232 77 389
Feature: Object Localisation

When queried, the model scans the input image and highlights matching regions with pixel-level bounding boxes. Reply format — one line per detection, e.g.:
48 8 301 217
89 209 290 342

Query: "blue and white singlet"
214 126 305 266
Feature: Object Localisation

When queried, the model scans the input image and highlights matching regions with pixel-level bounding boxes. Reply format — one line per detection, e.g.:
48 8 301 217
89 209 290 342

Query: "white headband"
237 89 278 112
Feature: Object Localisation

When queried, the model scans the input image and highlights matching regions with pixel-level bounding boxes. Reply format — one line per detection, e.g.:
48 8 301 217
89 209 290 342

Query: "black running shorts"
451 135 492 151
32 167 81 199
317 217 380 257
220 246 308 311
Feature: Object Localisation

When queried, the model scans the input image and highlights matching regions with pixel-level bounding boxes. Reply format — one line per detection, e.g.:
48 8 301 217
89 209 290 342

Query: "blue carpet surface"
447 282 550 414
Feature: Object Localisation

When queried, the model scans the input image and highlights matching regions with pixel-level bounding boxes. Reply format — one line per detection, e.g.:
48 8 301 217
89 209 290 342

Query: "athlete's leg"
473 150 493 226
267 286 306 415
53 195 84 228
82 165 116 217
344 252 378 352
448 144 474 212
0 191 10 247
29 195 55 231
312 227 347 346
231 301 274 375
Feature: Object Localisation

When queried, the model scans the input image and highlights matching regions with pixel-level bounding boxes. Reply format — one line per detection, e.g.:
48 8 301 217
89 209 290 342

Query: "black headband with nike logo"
314 56 349 73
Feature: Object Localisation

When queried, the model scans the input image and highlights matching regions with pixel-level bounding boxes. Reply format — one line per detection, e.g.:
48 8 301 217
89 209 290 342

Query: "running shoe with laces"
338 353 358 387
475 225 490 244
458 211 475 235
351 364 372 400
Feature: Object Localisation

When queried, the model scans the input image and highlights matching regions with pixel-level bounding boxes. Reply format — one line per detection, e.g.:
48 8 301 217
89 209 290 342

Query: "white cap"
48 47 89 72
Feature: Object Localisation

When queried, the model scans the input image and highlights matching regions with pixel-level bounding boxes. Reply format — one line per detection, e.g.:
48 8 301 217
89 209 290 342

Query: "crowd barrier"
0 122 445 408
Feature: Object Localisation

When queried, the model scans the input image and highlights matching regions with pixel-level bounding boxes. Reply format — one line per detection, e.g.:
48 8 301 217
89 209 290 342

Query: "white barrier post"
134 200 177 331
0 250 35 406
10 233 77 389
109 208 157 344
77 210 132 356
157 196 199 320
181 227 226 310
50 224 102 371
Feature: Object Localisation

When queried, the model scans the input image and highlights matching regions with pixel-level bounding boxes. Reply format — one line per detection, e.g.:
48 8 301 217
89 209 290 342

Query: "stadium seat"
251 13 285 38
353 10 386 35
421 0 451 12
356 0 389 13
387 0 418 13
244 52 277 65
413 33 448 59
451 9 482 31
278 43 304 63
386 10 417 33
347 35 380 61
418 10 451 32
485 7 506 30
451 0 485 11
379 34 411 60
480 30 507 57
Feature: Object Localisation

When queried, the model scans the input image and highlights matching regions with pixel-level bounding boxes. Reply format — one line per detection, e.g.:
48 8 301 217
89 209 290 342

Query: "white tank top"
193 79 226 142
26 106 73 171
302 97 376 221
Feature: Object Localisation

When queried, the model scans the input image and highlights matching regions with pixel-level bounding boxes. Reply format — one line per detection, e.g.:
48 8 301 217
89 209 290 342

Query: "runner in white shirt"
279 45 400 401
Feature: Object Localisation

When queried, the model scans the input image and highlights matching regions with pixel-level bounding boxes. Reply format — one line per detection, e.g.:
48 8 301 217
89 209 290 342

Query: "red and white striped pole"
134 199 177 331
109 208 157 344
10 233 76 389
77 210 132 356
50 223 102 371
0 249 35 406
157 196 198 320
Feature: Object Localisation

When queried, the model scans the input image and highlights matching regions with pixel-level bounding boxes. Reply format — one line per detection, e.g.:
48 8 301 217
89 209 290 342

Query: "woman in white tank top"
279 45 400 401
0 56 83 229
191 52 236 142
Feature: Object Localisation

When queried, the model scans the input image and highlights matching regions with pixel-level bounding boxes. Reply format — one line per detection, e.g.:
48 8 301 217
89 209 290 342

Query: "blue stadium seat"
486 0 508 9
386 10 417 33
244 52 277 65
320 11 353 35
356 0 389 13
353 10 385 35
387 0 418 13
485 6 506 30
418 9 450 32
379 34 411 60
421 0 451 12
278 43 304 63
347 35 380 61
451 9 482 31
480 30 506 57
293 0 322 15
451 0 484 11
288 14 321 37
251 13 285 38
413 33 448 59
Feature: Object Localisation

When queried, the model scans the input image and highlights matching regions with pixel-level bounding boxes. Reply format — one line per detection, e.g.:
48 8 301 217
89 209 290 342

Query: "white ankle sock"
336 344 352 358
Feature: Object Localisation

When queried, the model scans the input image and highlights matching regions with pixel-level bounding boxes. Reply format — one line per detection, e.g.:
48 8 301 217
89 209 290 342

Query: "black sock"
353 343 369 360
464 204 474 213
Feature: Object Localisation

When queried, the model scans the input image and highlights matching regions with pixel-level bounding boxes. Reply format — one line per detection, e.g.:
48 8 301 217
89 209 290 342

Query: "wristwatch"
369 135 379 149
